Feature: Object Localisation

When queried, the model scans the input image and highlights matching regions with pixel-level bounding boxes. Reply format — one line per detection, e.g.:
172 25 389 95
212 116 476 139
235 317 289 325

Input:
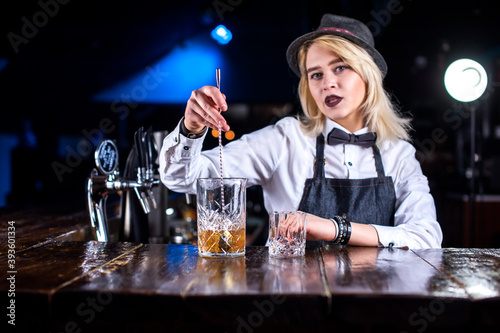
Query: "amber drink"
197 178 247 258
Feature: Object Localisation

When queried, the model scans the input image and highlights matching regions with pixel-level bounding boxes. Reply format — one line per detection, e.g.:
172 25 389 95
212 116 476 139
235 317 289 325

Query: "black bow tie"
327 128 377 148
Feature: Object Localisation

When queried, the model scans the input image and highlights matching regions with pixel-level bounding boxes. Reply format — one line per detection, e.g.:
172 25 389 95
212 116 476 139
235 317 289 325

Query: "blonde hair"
296 35 411 144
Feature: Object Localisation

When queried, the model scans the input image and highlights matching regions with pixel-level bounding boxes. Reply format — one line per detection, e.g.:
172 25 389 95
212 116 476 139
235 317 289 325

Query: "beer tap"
86 127 160 242
133 127 158 214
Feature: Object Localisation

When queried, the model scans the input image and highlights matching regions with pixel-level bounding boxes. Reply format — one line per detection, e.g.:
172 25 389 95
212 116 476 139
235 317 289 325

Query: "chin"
323 111 348 123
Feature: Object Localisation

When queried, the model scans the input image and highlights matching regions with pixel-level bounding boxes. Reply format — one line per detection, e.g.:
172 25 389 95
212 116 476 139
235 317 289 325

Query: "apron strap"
314 134 326 178
372 144 386 177
314 134 386 178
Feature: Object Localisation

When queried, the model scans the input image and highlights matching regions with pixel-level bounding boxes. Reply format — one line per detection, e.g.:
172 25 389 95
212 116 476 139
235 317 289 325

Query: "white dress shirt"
159 116 443 249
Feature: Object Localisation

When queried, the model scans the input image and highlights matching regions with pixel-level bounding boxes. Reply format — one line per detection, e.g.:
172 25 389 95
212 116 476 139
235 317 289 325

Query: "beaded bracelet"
332 214 352 245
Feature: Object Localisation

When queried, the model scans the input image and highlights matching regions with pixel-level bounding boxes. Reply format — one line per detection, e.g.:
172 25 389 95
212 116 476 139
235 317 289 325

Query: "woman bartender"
159 14 442 249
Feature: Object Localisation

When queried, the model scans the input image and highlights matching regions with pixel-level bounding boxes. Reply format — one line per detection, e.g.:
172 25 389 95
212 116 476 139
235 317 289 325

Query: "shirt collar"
323 118 369 138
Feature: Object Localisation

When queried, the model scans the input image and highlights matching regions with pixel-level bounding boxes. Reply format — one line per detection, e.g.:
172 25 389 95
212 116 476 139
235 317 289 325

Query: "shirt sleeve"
158 118 212 194
159 118 291 195
372 142 443 249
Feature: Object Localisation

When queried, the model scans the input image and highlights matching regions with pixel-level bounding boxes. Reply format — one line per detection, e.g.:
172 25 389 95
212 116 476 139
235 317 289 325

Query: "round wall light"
444 58 488 102
443 58 488 247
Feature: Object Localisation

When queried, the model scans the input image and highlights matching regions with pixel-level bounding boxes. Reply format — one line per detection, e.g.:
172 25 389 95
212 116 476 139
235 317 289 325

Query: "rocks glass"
269 211 307 258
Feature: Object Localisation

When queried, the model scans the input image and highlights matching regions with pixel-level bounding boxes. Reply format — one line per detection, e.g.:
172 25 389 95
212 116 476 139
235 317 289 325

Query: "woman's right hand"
184 85 229 133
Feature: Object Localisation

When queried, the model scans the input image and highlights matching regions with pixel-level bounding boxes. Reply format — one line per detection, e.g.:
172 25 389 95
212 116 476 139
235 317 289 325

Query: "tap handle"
94 140 119 176
135 126 156 180
134 127 147 173
145 127 154 172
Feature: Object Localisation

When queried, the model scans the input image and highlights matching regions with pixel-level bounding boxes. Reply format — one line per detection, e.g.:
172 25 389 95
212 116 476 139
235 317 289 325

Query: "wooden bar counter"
1 209 499 332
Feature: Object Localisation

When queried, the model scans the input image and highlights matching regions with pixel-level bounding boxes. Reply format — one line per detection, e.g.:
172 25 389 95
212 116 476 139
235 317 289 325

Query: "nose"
323 72 337 90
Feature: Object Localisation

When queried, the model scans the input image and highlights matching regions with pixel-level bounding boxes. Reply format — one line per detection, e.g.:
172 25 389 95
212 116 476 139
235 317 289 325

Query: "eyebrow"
306 58 344 73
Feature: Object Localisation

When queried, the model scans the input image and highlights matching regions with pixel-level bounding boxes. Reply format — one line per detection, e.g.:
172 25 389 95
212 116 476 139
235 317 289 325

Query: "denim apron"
298 134 396 247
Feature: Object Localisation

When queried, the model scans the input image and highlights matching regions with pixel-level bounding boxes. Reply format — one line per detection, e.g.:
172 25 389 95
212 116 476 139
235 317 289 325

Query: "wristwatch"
180 119 207 139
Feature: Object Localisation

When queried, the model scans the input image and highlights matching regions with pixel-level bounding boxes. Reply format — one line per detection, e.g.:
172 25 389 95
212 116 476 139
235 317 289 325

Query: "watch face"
95 140 118 175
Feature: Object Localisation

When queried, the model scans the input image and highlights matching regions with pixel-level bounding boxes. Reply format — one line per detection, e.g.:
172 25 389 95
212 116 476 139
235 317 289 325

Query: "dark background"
1 0 499 247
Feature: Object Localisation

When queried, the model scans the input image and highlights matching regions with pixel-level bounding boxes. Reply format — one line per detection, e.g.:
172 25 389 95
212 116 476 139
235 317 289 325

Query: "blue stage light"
92 34 224 104
211 25 232 45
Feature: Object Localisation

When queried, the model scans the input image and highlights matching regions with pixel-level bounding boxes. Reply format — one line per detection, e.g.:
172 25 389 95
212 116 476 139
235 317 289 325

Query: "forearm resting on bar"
305 213 381 247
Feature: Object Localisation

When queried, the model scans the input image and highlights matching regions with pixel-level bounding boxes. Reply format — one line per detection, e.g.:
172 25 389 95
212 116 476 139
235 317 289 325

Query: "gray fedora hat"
286 14 387 78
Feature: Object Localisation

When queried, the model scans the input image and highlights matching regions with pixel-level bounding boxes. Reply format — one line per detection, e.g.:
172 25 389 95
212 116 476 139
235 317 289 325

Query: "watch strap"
180 119 207 139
